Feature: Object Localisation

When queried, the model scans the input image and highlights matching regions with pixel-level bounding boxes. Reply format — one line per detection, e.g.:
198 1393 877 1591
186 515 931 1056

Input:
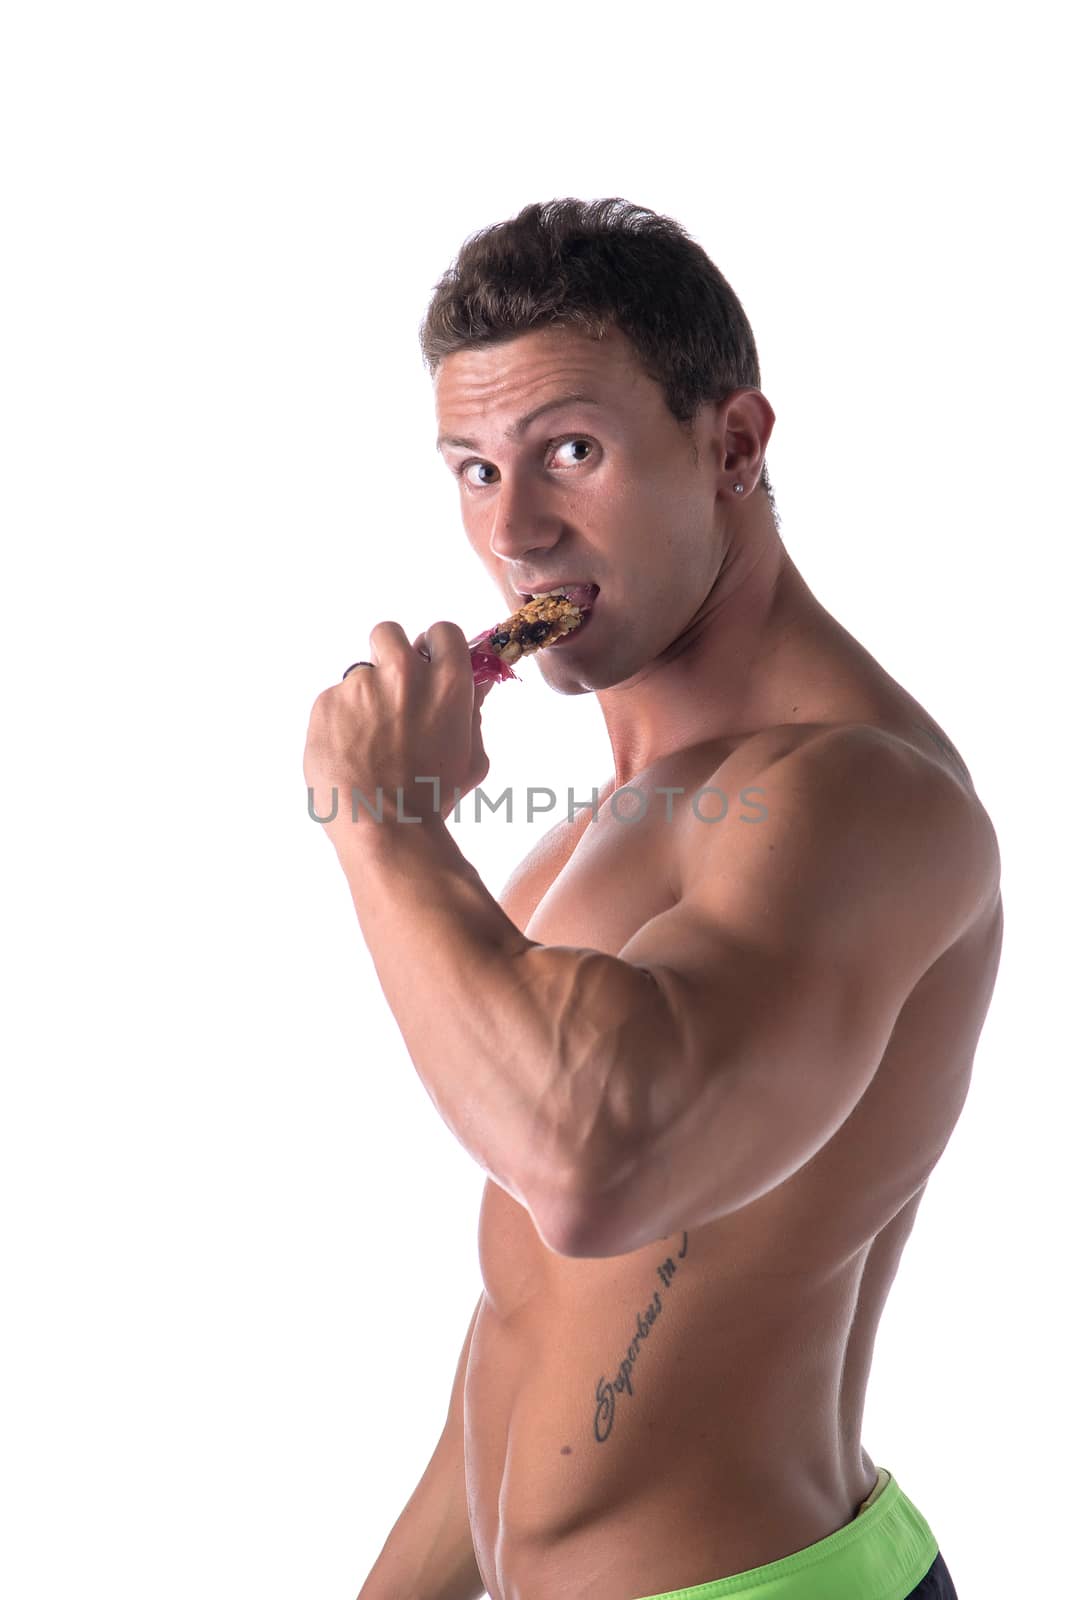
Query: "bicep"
566 730 988 1256
618 902 902 1221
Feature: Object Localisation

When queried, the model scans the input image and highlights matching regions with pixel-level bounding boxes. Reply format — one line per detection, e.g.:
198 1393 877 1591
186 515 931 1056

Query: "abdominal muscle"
463 1172 902 1600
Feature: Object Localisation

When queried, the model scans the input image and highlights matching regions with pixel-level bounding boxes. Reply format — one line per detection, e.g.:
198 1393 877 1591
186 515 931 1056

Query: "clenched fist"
303 620 493 850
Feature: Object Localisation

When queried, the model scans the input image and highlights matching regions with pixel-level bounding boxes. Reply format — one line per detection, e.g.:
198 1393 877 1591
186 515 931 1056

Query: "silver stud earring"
732 482 744 494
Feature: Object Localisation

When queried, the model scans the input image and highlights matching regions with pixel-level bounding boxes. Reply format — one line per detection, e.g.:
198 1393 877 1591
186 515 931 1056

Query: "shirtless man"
304 200 1003 1600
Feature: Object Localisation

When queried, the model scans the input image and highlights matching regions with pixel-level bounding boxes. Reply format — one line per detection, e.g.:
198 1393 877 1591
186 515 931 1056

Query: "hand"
303 620 493 847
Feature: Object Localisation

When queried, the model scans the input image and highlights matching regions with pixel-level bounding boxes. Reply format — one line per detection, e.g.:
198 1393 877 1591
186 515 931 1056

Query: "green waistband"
632 1471 939 1600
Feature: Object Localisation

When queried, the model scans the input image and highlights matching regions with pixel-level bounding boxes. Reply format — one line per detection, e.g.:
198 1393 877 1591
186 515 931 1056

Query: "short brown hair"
419 196 777 523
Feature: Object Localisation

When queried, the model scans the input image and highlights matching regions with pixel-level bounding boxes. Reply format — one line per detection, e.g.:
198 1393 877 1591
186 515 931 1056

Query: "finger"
423 620 472 674
367 620 412 666
474 677 494 712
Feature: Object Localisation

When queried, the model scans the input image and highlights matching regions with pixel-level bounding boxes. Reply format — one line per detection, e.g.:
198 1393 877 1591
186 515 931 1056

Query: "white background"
1 4 1063 1597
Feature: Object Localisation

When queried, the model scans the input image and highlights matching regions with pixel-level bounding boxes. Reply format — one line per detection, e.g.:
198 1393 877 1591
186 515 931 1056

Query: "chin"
538 653 630 696
542 674 595 698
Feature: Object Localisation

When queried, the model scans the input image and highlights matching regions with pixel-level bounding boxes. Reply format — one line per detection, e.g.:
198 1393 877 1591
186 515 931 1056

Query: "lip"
515 581 599 602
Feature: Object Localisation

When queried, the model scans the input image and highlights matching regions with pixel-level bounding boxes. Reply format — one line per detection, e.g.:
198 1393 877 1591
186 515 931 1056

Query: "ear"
718 386 776 486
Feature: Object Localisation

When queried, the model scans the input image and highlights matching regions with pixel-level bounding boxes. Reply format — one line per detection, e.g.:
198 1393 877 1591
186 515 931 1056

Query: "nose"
486 472 563 566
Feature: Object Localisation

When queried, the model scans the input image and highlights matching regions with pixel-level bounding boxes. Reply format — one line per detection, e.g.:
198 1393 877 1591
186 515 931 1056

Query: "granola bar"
468 585 598 686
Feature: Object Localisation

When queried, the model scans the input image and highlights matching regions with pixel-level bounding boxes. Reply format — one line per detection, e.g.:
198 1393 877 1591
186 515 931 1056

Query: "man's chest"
518 798 679 954
499 737 779 952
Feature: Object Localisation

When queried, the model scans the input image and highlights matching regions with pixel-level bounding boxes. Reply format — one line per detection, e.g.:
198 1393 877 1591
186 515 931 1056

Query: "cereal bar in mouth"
468 584 599 686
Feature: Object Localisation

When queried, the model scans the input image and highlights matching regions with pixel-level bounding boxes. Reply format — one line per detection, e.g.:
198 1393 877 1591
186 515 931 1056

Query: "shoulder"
678 720 1000 967
706 718 992 838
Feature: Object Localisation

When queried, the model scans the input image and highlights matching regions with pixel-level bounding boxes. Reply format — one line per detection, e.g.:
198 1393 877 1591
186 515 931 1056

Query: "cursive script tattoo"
592 1232 689 1444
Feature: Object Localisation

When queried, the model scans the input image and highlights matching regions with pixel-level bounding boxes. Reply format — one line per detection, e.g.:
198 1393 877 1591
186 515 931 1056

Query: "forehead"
433 323 653 431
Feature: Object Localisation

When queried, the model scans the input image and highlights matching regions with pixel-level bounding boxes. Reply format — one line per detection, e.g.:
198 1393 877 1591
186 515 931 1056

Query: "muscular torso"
462 662 1003 1599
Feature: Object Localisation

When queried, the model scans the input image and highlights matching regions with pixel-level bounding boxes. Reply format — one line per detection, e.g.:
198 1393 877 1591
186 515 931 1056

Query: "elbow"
527 1146 646 1260
529 1186 615 1259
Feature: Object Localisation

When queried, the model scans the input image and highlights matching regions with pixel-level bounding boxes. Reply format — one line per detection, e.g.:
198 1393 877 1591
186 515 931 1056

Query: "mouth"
519 582 600 615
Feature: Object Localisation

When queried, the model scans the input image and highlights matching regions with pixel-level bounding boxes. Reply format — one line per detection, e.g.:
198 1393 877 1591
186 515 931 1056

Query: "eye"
551 437 596 467
459 460 500 488
456 436 598 489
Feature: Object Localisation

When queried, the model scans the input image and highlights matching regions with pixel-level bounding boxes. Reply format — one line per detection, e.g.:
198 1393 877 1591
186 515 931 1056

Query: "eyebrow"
435 392 602 453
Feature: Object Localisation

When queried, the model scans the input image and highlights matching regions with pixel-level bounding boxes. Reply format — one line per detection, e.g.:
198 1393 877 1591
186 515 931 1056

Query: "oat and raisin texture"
468 589 594 687
490 592 586 661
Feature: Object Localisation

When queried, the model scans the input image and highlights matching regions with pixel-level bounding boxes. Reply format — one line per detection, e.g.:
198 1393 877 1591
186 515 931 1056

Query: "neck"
594 502 837 786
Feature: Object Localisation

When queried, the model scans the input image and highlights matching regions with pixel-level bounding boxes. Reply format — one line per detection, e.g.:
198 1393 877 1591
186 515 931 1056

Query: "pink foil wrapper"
467 626 520 687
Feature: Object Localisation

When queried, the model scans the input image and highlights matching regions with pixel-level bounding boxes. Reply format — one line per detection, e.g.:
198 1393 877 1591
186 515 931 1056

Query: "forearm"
358 1425 485 1600
334 816 670 1214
